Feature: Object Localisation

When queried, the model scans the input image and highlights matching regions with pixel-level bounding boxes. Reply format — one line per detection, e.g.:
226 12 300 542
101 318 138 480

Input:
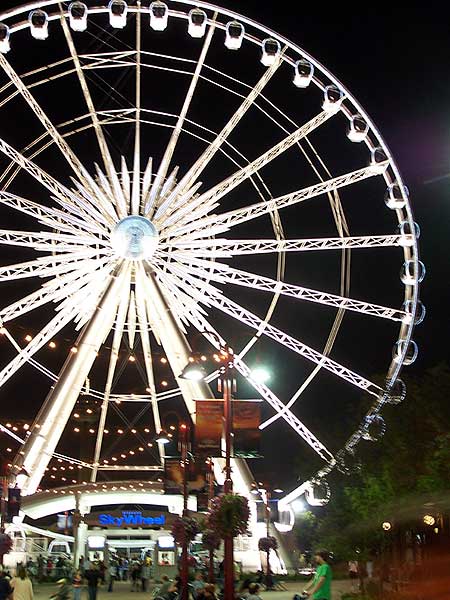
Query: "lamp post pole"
180 423 189 600
207 458 215 583
221 347 235 600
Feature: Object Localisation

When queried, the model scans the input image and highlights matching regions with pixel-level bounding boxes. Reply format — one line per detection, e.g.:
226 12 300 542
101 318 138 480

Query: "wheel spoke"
0 228 95 251
135 263 164 461
0 263 112 324
91 266 131 482
159 264 383 397
0 289 87 390
166 255 406 322
0 251 111 283
148 16 217 218
162 109 334 234
0 52 105 200
171 51 284 197
168 162 388 239
165 233 410 257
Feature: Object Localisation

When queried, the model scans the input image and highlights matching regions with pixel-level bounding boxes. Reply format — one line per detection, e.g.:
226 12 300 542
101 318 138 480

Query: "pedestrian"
0 569 13 600
157 575 174 600
72 569 83 600
84 564 102 600
348 559 358 592
49 578 70 600
108 562 117 593
10 566 34 600
303 550 332 600
130 561 141 592
244 583 262 600
141 559 151 592
192 572 205 599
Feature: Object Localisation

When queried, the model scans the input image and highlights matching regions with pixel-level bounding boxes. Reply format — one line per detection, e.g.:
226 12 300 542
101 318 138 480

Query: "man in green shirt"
303 550 332 600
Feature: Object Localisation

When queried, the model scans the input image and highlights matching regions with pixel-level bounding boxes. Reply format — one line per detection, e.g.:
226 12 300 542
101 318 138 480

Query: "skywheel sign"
97 511 166 528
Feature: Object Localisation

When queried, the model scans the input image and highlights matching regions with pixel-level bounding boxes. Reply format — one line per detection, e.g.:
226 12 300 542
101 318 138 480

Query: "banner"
164 457 206 495
6 487 21 522
195 399 223 456
232 400 262 458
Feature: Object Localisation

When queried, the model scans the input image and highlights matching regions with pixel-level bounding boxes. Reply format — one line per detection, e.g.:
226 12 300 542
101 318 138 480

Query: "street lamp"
180 332 235 600
155 429 171 445
249 367 271 384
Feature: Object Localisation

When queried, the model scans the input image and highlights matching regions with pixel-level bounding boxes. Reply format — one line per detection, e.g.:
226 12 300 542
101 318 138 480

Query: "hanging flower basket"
0 533 13 555
171 516 200 545
207 493 250 538
202 529 221 551
258 536 278 552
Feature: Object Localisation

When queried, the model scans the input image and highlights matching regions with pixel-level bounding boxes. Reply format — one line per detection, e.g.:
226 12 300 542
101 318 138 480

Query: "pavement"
30 579 354 599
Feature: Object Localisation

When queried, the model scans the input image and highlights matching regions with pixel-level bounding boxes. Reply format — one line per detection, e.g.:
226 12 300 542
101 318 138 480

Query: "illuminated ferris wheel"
0 1 424 513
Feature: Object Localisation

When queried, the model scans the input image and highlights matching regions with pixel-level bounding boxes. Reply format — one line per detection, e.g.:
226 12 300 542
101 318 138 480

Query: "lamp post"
156 423 190 600
206 457 216 583
179 422 190 600
180 333 236 600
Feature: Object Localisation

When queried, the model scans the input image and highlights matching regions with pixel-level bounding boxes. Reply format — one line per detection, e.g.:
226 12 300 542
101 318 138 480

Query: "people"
141 559 151 592
348 559 358 592
49 578 70 600
192 572 206 599
130 560 141 592
10 566 34 600
0 568 13 600
245 583 263 600
303 550 332 600
197 583 217 600
107 562 117 593
156 574 174 599
84 564 102 600
72 570 83 600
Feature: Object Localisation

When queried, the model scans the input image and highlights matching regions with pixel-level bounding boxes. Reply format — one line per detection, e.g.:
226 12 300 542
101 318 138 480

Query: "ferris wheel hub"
111 215 159 260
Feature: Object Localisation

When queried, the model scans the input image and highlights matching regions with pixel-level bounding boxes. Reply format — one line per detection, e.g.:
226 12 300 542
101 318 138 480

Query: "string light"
161 380 168 387
71 347 78 354
128 356 136 362
49 341 56 349
25 334 32 342
160 357 167 364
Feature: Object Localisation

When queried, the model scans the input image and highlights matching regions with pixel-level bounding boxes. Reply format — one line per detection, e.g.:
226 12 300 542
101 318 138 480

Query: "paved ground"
31 579 353 598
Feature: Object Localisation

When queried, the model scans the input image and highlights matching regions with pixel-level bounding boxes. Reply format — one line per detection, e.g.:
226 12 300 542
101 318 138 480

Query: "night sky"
0 1 448 497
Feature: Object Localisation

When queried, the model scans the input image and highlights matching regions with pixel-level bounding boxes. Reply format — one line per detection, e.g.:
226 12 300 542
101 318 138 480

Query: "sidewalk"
32 579 353 598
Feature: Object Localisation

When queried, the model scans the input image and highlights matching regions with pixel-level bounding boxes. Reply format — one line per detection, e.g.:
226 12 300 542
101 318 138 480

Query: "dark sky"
0 1 448 494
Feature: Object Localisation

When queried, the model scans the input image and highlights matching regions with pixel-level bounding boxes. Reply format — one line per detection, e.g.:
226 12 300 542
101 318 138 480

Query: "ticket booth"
154 535 177 579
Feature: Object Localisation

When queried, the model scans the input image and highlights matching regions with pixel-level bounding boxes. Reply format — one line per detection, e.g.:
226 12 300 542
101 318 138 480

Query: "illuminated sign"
98 511 166 527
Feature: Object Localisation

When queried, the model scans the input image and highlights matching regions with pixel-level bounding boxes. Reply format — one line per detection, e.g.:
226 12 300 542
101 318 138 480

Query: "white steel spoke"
160 266 383 397
173 52 284 196
147 18 216 217
0 292 84 390
0 251 110 283
0 141 110 236
169 162 388 238
131 6 142 215
0 53 108 204
211 294 383 397
0 228 95 252
91 266 131 482
163 110 334 232
135 264 164 461
168 256 406 322
165 233 410 257
0 264 111 324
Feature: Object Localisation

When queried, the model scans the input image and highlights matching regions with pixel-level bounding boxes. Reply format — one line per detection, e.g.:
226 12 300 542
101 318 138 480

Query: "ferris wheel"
0 1 424 513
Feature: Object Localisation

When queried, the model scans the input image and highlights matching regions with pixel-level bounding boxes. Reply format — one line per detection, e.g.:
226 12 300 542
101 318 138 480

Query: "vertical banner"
195 399 223 456
6 487 21 522
164 458 183 495
233 400 262 458
164 458 207 494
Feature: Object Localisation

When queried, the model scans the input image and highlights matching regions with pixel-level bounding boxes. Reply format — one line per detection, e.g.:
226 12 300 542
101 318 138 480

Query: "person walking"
84 565 102 600
0 569 13 600
303 550 332 600
141 559 151 592
72 570 83 600
10 566 34 600
49 578 70 600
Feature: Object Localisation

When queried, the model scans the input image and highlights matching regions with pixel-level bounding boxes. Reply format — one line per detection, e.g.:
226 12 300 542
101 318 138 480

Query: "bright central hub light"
111 216 159 260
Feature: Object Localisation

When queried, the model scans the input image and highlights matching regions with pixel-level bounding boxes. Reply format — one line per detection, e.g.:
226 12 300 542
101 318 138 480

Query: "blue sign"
98 511 166 527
